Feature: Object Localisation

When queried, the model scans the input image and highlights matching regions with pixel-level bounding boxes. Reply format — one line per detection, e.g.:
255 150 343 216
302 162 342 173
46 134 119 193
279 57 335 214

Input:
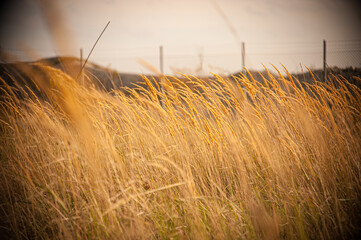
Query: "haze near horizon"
0 0 360 75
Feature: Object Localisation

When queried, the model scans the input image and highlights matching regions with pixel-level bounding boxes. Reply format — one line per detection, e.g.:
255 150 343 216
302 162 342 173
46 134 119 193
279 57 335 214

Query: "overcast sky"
1 0 360 74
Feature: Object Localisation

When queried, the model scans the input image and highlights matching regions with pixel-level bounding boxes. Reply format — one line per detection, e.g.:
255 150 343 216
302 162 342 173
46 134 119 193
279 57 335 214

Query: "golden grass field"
0 65 361 239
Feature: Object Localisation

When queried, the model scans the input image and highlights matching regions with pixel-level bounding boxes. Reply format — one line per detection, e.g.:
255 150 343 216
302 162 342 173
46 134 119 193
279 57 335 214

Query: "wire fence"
2 40 361 76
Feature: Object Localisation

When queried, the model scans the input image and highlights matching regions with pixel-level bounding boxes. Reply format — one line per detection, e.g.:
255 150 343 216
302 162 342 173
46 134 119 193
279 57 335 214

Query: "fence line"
1 40 360 75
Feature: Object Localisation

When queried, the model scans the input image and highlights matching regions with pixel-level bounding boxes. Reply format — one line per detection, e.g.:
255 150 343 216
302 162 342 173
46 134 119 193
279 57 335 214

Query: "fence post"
323 40 327 82
159 45 165 107
159 45 164 75
199 48 204 76
80 48 83 85
242 42 245 73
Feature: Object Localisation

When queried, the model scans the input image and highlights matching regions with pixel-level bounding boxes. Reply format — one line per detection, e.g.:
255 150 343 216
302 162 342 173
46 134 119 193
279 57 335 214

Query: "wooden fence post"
242 42 245 73
80 48 83 85
323 40 327 82
159 45 164 75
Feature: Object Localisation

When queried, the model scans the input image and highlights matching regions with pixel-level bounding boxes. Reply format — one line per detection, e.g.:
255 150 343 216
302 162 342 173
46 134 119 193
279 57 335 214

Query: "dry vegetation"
0 65 361 239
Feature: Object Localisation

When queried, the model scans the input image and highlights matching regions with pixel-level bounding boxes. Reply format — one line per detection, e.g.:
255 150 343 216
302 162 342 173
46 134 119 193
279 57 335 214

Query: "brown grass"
0 65 360 239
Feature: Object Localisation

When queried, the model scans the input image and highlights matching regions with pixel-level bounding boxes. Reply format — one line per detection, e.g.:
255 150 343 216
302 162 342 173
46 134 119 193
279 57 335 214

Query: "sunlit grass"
0 65 360 239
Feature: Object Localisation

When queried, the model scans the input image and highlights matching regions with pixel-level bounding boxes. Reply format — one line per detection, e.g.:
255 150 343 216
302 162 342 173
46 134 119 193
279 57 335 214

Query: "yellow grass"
0 65 361 239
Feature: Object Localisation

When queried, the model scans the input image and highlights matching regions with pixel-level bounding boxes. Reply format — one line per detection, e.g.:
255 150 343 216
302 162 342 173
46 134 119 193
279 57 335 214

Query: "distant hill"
37 56 155 90
1 56 360 102
0 56 154 100
232 67 361 89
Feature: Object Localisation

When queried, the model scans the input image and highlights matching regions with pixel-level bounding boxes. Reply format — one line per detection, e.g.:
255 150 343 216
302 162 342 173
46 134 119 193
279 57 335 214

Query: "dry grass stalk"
0 66 360 239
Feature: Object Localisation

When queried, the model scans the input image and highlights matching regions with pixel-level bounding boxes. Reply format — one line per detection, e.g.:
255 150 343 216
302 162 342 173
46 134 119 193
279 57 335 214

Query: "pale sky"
1 0 360 74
